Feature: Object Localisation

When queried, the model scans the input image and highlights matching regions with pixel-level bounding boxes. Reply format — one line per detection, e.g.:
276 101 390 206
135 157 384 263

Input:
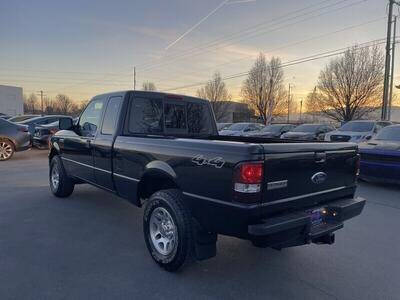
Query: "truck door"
92 96 123 190
61 98 105 183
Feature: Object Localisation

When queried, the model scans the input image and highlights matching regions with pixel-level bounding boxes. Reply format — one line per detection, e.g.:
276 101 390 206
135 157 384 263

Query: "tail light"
233 162 263 193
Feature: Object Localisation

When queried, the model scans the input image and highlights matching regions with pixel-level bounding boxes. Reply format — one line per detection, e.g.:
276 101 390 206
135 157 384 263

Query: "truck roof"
92 90 209 104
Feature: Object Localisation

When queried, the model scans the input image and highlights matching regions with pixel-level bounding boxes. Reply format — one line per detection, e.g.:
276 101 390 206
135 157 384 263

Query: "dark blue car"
17 115 67 135
359 125 400 184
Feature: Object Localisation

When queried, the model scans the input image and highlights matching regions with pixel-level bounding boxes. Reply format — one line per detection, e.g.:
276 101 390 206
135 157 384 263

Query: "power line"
138 0 365 72
149 16 385 87
135 0 337 69
161 38 391 92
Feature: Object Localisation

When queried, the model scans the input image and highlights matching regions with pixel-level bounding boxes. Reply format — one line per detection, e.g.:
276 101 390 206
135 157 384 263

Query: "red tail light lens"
234 162 264 195
239 163 263 184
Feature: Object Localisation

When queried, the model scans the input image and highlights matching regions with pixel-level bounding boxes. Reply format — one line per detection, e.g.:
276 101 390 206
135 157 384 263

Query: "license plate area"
307 208 324 226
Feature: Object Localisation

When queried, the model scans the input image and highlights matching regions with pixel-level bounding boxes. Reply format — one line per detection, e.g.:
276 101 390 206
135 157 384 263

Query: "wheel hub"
51 167 60 189
149 207 177 256
0 142 12 160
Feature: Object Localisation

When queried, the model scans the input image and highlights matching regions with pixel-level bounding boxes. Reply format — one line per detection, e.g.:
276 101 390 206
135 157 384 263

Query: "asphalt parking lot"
0 149 399 300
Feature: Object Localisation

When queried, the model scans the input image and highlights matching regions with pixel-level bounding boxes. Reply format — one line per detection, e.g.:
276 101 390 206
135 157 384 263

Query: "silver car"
219 122 264 136
0 118 31 161
325 120 392 143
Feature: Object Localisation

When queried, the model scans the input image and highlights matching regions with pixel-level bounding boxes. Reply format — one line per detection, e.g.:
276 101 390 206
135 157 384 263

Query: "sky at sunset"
0 0 392 104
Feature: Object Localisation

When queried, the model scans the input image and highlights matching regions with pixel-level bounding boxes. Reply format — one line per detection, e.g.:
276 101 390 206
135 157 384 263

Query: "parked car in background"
33 121 60 149
18 115 68 135
325 120 392 143
0 113 12 120
359 125 400 184
8 114 40 123
217 122 233 132
219 122 264 136
281 124 334 141
0 118 31 161
244 124 296 138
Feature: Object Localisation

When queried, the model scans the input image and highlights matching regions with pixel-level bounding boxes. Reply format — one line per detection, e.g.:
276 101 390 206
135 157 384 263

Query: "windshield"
339 121 374 132
227 123 248 131
374 126 400 141
292 124 319 133
9 115 38 122
19 117 42 124
217 123 232 130
262 124 284 133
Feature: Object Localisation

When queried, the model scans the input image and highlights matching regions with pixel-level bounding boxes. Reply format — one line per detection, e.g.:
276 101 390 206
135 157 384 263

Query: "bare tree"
241 53 286 124
55 94 74 115
23 93 38 114
142 81 157 91
197 71 231 121
311 45 384 122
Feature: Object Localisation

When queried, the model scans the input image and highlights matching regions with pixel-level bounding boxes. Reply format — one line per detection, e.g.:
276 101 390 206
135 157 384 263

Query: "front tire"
0 139 15 161
143 189 193 272
49 156 75 197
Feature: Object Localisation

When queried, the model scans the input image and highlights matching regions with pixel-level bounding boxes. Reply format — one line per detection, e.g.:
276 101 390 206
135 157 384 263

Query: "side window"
79 99 105 137
101 96 122 135
128 97 163 134
164 102 187 133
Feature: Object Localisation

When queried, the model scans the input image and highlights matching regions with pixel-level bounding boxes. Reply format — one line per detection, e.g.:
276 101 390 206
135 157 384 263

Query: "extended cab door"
92 95 123 190
61 98 106 183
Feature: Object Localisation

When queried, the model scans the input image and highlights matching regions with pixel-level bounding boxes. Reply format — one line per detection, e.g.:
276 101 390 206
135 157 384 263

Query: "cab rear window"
127 96 214 136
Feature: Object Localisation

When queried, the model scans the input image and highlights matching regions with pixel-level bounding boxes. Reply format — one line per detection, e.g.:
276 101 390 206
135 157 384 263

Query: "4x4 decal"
192 155 225 169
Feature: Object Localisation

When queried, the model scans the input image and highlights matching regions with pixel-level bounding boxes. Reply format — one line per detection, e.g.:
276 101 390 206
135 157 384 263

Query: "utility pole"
389 16 397 120
287 83 291 123
133 67 136 90
382 0 399 120
36 90 45 115
299 99 303 122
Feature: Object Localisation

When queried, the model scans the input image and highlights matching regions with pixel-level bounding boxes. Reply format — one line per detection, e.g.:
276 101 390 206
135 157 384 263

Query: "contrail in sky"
165 0 230 50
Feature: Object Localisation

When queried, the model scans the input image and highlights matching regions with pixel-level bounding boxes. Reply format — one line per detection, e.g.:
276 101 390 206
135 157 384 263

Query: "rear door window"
102 96 122 135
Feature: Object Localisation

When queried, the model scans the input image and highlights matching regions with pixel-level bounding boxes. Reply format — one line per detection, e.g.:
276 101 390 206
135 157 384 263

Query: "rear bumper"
248 197 365 248
33 136 50 148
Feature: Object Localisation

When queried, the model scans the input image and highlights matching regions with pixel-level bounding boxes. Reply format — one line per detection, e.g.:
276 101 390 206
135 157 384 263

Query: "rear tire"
143 189 193 272
49 156 75 197
0 139 15 161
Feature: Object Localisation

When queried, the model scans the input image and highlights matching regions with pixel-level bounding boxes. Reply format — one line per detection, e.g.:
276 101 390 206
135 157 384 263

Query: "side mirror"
366 135 372 140
59 117 74 130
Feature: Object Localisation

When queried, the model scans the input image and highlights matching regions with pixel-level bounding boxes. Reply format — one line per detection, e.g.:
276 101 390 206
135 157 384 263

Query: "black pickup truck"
49 91 365 271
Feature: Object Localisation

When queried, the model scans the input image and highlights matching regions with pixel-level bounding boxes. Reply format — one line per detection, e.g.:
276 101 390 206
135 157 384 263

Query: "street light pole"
389 16 397 121
287 83 291 123
382 0 399 120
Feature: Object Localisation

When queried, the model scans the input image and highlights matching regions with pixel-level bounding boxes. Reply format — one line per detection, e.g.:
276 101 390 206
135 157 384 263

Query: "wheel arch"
137 162 179 206
0 136 16 150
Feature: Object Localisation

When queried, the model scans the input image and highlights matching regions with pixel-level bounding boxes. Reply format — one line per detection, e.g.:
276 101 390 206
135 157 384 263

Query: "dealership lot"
0 150 399 300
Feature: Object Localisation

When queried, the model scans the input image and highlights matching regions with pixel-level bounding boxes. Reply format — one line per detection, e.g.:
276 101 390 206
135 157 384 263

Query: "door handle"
85 139 92 148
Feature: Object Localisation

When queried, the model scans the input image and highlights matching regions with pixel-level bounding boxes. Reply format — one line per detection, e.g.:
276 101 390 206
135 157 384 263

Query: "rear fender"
136 161 179 206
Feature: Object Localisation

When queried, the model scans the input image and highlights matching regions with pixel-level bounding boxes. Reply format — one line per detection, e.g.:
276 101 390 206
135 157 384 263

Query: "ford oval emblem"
311 172 327 184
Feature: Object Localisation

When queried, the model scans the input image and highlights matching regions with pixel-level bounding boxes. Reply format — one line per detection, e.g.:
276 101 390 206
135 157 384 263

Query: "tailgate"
261 142 358 208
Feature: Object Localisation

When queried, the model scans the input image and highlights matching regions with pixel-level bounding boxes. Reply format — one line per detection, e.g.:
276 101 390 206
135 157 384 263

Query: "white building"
0 85 23 116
